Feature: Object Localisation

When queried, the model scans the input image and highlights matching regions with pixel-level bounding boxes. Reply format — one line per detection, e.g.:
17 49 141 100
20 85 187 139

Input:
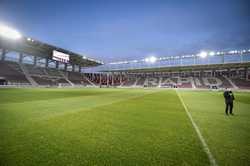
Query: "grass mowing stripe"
176 89 218 166
42 89 159 121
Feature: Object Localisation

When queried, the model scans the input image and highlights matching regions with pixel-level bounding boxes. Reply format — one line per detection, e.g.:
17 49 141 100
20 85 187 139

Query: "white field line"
175 89 218 166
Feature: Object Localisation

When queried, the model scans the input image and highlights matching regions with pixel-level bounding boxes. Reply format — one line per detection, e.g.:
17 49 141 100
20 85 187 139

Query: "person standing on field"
223 89 235 115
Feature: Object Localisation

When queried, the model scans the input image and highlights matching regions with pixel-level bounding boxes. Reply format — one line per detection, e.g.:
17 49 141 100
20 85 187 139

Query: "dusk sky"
0 0 249 62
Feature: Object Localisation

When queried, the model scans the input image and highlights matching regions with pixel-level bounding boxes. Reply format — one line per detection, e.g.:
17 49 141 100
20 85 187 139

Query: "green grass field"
0 88 249 166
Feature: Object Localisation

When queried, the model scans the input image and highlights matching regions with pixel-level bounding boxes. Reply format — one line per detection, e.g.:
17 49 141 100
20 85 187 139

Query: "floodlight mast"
0 24 22 40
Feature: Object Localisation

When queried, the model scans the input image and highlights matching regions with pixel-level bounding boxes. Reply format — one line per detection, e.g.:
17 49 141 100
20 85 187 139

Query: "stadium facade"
0 25 250 89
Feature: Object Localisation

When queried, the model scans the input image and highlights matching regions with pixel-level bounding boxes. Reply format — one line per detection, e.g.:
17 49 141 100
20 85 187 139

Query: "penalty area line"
175 89 218 166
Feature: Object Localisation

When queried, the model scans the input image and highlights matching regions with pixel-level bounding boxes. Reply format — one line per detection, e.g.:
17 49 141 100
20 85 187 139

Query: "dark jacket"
224 91 235 104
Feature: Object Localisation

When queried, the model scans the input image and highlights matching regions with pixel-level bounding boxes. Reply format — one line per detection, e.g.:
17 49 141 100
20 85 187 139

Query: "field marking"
175 90 218 166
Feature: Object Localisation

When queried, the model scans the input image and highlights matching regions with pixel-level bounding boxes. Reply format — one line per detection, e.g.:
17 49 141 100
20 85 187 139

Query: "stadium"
1 1 250 166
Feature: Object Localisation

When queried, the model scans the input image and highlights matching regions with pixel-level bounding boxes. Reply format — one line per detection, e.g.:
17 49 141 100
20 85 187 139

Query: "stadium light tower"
0 24 22 40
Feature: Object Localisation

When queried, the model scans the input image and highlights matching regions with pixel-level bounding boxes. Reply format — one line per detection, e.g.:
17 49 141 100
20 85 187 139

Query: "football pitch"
0 88 249 166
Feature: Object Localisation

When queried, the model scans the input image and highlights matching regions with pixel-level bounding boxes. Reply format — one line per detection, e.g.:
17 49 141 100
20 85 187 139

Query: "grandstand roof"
0 36 103 67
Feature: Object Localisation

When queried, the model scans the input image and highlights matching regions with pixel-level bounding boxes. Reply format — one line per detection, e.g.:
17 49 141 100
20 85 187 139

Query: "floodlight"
145 56 157 63
0 24 22 40
198 51 207 58
209 51 215 56
149 56 157 63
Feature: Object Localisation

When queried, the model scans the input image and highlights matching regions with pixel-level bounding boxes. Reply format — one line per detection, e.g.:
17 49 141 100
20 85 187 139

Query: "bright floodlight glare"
199 51 208 58
146 56 157 63
0 24 22 40
209 51 215 56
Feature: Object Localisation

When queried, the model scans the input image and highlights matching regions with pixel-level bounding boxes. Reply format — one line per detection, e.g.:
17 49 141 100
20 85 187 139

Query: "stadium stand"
231 78 250 89
81 66 250 89
1 33 249 89
176 77 193 88
25 64 47 75
1 58 250 89
136 77 147 86
193 77 208 89
36 77 68 86
121 76 137 86
67 72 93 86
146 77 160 87
23 64 70 86
161 77 177 88
0 61 30 85
0 60 97 86
47 68 62 77
1 58 249 89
